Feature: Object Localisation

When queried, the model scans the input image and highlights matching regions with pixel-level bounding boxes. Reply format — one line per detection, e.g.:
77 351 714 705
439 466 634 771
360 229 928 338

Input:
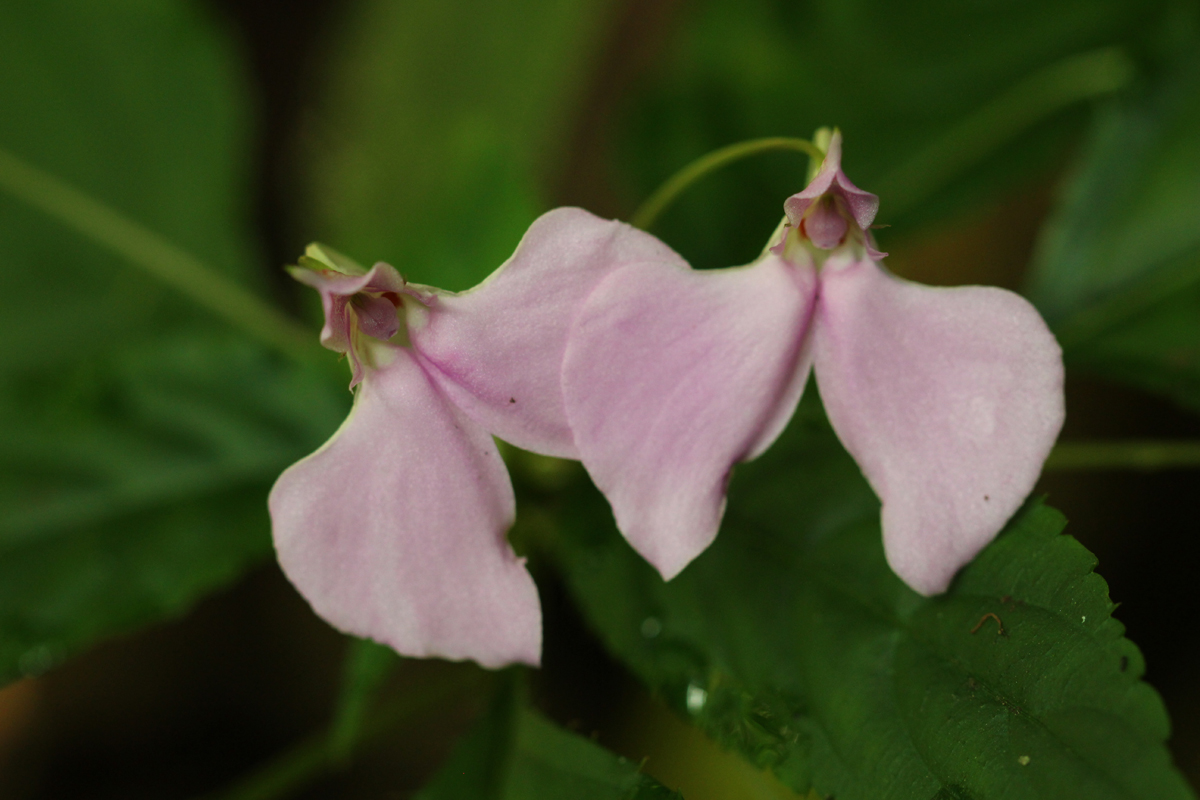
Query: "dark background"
0 0 1197 797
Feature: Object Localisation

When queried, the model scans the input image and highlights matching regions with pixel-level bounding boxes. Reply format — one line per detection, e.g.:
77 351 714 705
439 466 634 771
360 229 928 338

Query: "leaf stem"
630 137 824 231
1044 439 1200 471
874 47 1136 217
0 146 315 358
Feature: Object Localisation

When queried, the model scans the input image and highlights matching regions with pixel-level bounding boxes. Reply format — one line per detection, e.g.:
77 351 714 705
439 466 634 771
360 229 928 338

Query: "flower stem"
0 146 316 359
874 47 1135 218
1044 439 1200 471
630 137 824 231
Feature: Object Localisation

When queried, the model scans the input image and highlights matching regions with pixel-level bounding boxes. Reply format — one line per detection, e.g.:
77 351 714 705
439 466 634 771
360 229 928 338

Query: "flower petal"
812 254 1064 595
562 254 816 579
290 261 408 296
783 131 879 232
268 347 541 668
290 261 408 354
353 294 401 341
805 198 850 249
409 207 688 459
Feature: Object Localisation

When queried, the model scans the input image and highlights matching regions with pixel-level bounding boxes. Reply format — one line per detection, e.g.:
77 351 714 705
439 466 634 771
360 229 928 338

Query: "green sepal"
294 242 369 276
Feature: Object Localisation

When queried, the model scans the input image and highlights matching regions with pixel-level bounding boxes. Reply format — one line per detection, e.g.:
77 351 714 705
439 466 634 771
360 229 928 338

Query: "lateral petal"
562 255 816 580
268 347 541 668
409 207 688 459
812 255 1064 595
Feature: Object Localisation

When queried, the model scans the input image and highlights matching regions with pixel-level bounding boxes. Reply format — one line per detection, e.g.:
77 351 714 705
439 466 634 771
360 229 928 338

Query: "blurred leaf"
0 1 347 683
0 336 345 684
552 398 1194 800
0 0 264 374
617 0 1167 270
304 0 617 291
417 682 680 800
1026 53 1200 412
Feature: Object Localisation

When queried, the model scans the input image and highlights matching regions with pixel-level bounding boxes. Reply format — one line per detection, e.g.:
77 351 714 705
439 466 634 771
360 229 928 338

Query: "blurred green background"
0 0 1198 797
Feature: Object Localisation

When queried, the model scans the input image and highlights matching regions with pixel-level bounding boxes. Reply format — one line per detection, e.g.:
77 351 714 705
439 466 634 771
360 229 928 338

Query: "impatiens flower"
270 130 1063 668
561 131 1065 595
269 214 681 668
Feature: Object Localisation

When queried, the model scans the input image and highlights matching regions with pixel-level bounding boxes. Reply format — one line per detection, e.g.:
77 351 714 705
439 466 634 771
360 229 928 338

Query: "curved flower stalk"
562 131 1065 595
269 212 680 668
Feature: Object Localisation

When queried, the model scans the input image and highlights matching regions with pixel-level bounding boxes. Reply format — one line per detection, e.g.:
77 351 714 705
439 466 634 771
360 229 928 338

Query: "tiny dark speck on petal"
509 397 516 404
984 495 990 501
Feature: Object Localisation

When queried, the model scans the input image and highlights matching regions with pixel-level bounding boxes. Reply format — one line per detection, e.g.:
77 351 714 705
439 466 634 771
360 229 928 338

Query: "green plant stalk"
874 47 1136 217
630 137 824 231
196 672 486 800
1045 439 1200 471
0 146 315 358
328 639 402 763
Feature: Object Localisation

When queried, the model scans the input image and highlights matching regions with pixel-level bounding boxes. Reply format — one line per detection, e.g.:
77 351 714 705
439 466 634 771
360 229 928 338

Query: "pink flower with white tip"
561 130 1065 595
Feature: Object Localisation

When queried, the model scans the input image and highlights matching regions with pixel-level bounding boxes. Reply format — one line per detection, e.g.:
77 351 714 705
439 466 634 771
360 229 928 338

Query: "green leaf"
0 1 347 683
0 336 345 684
417 681 680 800
303 0 617 291
553 398 1194 800
1026 53 1200 412
0 0 264 374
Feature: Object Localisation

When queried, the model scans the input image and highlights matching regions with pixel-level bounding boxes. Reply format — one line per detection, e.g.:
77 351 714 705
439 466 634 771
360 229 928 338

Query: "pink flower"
269 214 680 667
561 132 1065 595
271 131 1064 670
